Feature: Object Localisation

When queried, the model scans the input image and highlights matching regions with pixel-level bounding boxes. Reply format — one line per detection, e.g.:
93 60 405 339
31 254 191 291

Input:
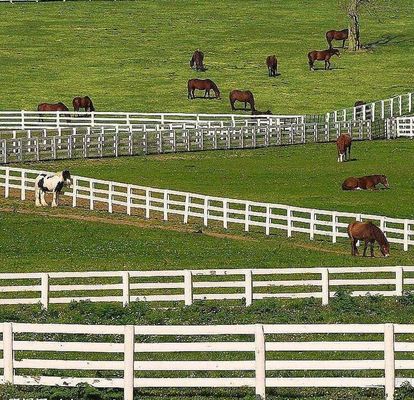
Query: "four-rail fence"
0 322 413 400
0 266 413 309
1 166 413 250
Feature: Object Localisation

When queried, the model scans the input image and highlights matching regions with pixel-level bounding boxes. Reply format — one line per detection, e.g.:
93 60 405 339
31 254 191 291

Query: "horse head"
62 170 72 187
380 175 389 188
380 241 390 257
332 49 340 57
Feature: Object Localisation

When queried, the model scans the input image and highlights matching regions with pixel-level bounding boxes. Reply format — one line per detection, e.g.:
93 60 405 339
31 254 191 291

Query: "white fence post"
184 270 193 306
122 272 130 307
124 325 135 400
89 180 94 210
163 191 168 221
245 202 250 232
255 324 266 400
145 189 150 219
404 220 409 251
41 273 49 310
310 210 315 240
72 177 77 207
287 207 292 237
384 323 395 400
245 269 253 306
127 185 132 216
4 167 10 198
395 267 404 296
321 269 330 306
332 212 337 243
183 193 190 224
108 182 113 213
21 170 26 201
3 322 14 384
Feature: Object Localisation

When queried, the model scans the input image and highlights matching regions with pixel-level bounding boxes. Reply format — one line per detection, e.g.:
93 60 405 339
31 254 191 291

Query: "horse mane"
369 223 389 246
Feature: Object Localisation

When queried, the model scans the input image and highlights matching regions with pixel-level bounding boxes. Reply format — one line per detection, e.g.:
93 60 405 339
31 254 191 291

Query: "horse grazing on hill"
229 90 255 112
348 221 390 257
190 49 205 71
266 55 278 77
187 79 220 99
326 28 349 48
35 170 72 207
73 96 95 112
342 175 389 191
308 48 340 71
37 102 69 112
336 134 352 162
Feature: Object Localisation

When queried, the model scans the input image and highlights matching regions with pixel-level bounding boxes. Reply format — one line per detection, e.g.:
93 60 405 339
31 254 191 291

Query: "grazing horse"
35 170 72 207
229 90 255 112
308 48 340 71
336 134 352 162
266 55 278 77
73 96 95 112
342 175 389 191
187 79 220 99
348 221 390 257
37 102 69 112
326 28 349 48
190 49 205 71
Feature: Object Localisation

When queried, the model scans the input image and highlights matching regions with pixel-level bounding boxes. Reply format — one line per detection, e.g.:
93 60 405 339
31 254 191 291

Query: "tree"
339 0 398 51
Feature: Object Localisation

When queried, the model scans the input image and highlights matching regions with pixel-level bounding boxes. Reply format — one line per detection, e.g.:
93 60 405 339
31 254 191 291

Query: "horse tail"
190 56 194 68
187 80 192 99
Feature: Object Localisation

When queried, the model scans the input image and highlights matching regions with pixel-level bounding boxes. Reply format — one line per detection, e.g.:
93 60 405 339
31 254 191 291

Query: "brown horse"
336 134 352 162
342 175 389 191
229 90 255 112
73 96 95 112
187 79 220 99
348 221 390 257
266 55 278 77
190 49 205 71
326 29 349 48
308 48 340 71
37 102 69 112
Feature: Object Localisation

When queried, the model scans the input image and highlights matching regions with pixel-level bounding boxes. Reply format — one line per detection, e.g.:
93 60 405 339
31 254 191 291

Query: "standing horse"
35 170 72 207
336 134 352 162
308 49 340 71
187 79 220 99
326 28 349 48
266 55 278 77
190 49 205 71
73 96 95 112
347 221 390 257
342 175 389 191
229 90 255 112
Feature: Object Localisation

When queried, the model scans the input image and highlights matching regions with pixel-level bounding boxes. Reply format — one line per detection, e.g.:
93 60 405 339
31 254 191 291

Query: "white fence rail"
393 116 414 138
1 322 414 399
327 92 414 122
0 266 413 309
0 167 413 250
0 120 373 164
0 111 304 131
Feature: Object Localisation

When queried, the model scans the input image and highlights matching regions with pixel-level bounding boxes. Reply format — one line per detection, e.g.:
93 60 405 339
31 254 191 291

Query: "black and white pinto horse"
35 170 72 207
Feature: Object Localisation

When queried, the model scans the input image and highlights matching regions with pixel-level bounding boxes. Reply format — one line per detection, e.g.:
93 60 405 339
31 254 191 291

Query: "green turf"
18 138 414 219
0 0 413 115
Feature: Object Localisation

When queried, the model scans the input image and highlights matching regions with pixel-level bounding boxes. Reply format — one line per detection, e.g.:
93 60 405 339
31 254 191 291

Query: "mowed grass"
0 0 413 114
18 138 414 219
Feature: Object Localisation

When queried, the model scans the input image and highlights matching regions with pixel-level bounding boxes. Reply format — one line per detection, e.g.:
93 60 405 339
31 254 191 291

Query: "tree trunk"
348 0 361 51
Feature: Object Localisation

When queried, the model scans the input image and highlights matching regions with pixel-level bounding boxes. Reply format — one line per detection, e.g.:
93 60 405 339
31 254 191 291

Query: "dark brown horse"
73 96 95 112
229 90 255 112
187 79 220 99
37 102 69 112
308 48 340 71
326 29 349 48
336 134 352 162
342 175 389 191
266 55 278 77
348 221 390 257
190 49 205 71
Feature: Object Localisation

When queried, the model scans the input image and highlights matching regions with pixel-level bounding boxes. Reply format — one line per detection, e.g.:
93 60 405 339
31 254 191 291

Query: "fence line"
0 120 373 164
0 166 413 250
0 266 413 309
327 92 414 122
392 116 414 138
2 321 414 399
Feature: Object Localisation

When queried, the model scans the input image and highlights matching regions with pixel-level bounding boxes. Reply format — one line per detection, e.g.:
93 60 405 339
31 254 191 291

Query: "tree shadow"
364 34 401 49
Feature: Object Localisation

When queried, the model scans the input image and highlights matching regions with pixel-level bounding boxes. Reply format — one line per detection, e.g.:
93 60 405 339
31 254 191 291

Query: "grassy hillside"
0 0 413 114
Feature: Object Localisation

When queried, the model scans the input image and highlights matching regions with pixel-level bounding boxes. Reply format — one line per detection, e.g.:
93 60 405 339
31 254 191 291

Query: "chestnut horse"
73 96 95 112
190 49 205 71
229 90 255 112
336 134 352 162
37 102 69 112
187 79 220 99
266 55 278 77
326 28 349 48
342 175 389 191
348 221 390 257
308 48 340 71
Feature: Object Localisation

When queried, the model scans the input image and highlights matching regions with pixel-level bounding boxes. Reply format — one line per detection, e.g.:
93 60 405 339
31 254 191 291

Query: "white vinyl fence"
0 111 304 131
0 266 413 309
0 120 372 164
1 322 414 399
1 167 413 250
392 116 414 138
327 92 414 122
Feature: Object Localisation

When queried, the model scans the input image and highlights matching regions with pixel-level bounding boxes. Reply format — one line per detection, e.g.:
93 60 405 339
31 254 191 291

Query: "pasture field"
0 0 413 115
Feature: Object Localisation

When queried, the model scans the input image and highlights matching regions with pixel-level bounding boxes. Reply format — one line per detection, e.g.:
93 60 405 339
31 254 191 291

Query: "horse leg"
343 39 346 48
52 191 58 207
309 61 313 71
244 102 247 110
370 241 375 257
35 187 41 207
230 100 235 111
363 240 368 257
351 239 358 256
40 191 48 206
